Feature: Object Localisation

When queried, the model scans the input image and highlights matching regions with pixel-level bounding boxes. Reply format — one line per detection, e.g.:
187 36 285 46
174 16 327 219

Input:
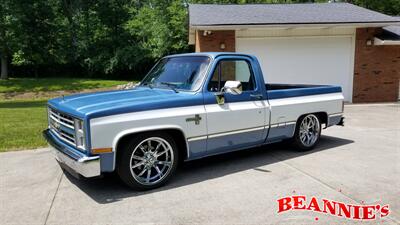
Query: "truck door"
204 56 267 154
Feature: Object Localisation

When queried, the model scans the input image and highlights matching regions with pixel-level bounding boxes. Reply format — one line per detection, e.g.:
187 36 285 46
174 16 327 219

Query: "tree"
10 0 60 77
124 0 191 77
1 0 399 79
331 0 400 15
0 0 14 79
353 0 400 16
77 0 147 76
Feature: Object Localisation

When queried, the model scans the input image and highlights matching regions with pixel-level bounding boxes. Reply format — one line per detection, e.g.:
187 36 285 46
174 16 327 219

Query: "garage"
189 3 400 103
236 34 355 102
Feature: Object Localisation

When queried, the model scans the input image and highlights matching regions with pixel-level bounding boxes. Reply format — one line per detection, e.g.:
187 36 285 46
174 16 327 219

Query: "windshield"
140 56 211 91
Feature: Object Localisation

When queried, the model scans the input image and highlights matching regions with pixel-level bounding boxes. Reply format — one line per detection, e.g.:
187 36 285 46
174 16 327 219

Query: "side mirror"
223 80 243 95
214 81 243 105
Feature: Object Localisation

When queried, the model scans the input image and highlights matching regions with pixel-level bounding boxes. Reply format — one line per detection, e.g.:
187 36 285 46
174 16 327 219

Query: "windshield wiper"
160 82 179 93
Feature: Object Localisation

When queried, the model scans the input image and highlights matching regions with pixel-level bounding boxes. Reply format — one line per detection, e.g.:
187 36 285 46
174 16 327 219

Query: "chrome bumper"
43 129 100 178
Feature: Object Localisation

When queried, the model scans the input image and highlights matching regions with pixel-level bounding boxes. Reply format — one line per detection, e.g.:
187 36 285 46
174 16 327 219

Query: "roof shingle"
189 3 400 26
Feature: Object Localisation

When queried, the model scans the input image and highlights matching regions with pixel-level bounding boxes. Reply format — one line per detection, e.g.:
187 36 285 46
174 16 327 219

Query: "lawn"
0 78 128 93
0 78 133 152
0 100 48 152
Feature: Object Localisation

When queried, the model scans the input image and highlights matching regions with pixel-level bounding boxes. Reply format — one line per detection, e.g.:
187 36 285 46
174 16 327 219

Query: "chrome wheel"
299 115 320 147
129 137 174 185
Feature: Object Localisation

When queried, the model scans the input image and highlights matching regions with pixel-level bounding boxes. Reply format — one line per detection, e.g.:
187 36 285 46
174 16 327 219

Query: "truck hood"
48 87 203 119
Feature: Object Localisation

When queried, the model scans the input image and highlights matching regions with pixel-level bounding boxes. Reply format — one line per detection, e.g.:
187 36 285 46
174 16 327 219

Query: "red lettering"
307 197 322 212
352 205 361 219
277 196 389 221
293 196 306 210
380 205 390 217
322 199 337 215
337 202 351 218
362 205 376 220
277 197 292 213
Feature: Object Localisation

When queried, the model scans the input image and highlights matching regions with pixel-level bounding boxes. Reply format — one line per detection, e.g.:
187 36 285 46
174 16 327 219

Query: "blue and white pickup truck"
43 52 344 190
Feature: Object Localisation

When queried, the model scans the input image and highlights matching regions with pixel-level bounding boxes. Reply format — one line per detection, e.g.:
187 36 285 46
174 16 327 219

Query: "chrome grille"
48 108 76 146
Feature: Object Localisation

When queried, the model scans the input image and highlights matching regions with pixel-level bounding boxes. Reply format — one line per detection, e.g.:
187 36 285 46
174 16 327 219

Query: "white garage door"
236 36 354 102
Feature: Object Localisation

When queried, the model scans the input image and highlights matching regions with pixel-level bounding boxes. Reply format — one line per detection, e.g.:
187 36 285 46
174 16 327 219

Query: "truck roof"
165 52 257 59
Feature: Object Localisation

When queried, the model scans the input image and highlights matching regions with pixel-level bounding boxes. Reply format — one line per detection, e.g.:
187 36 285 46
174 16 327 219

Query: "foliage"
350 0 400 16
0 78 128 93
0 0 399 80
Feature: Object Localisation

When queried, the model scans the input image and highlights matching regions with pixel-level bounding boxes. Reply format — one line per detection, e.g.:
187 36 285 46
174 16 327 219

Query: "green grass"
0 78 128 93
0 100 48 152
0 77 134 152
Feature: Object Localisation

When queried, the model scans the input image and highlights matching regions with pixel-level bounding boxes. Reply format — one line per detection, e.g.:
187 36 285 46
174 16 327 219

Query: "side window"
208 59 255 92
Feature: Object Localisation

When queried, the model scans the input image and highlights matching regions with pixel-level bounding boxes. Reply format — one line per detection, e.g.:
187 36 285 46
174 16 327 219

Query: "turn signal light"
92 148 113 154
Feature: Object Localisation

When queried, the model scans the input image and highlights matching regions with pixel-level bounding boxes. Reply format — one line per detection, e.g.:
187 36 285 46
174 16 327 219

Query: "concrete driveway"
1 104 399 225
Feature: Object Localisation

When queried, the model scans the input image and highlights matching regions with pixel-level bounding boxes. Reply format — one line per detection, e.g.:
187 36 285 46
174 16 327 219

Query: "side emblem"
186 114 202 125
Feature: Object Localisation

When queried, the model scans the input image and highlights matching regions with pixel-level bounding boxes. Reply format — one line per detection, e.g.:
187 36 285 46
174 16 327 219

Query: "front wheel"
292 114 321 151
117 132 178 190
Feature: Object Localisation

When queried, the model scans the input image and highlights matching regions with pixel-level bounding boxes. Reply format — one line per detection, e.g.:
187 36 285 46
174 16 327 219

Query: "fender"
110 124 189 171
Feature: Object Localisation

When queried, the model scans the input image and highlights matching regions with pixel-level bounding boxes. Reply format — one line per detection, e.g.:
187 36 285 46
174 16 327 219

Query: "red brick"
353 28 400 103
195 30 235 52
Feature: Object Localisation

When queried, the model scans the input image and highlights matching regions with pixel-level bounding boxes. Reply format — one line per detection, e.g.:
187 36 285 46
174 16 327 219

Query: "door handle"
250 94 263 100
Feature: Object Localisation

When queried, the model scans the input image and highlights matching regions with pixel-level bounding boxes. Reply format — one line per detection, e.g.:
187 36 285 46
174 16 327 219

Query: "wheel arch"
112 126 189 171
296 111 328 127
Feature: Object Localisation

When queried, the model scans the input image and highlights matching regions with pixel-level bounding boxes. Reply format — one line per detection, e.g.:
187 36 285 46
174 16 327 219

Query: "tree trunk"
62 0 77 61
34 65 38 79
0 53 8 80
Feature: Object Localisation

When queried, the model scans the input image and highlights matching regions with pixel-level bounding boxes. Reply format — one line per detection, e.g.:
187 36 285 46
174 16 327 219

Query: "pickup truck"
43 52 344 190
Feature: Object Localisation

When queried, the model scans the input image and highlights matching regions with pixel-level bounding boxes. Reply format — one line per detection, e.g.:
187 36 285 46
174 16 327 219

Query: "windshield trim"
139 55 213 93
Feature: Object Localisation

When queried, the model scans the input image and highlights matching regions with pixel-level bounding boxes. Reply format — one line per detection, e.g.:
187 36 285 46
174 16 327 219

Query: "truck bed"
266 84 342 99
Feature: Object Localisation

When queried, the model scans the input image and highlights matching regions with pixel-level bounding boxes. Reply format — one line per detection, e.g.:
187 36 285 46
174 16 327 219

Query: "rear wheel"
293 114 321 151
117 132 178 190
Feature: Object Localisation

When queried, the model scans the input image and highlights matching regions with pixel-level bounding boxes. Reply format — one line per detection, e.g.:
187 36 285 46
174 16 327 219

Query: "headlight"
74 119 86 151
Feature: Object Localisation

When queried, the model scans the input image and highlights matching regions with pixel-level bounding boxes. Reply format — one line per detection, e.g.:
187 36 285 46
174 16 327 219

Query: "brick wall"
195 30 235 52
353 28 400 102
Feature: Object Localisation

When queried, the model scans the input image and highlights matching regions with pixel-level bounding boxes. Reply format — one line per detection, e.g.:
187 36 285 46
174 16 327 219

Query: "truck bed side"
266 84 342 99
265 83 344 142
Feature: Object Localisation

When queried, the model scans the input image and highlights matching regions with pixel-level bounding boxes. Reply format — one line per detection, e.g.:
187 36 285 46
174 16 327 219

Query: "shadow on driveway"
64 135 353 204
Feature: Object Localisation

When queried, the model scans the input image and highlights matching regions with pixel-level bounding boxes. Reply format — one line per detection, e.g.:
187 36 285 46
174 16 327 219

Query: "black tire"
117 132 179 190
292 114 321 151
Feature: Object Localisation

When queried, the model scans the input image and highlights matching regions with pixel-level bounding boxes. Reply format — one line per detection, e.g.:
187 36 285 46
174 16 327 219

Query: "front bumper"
43 129 100 178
